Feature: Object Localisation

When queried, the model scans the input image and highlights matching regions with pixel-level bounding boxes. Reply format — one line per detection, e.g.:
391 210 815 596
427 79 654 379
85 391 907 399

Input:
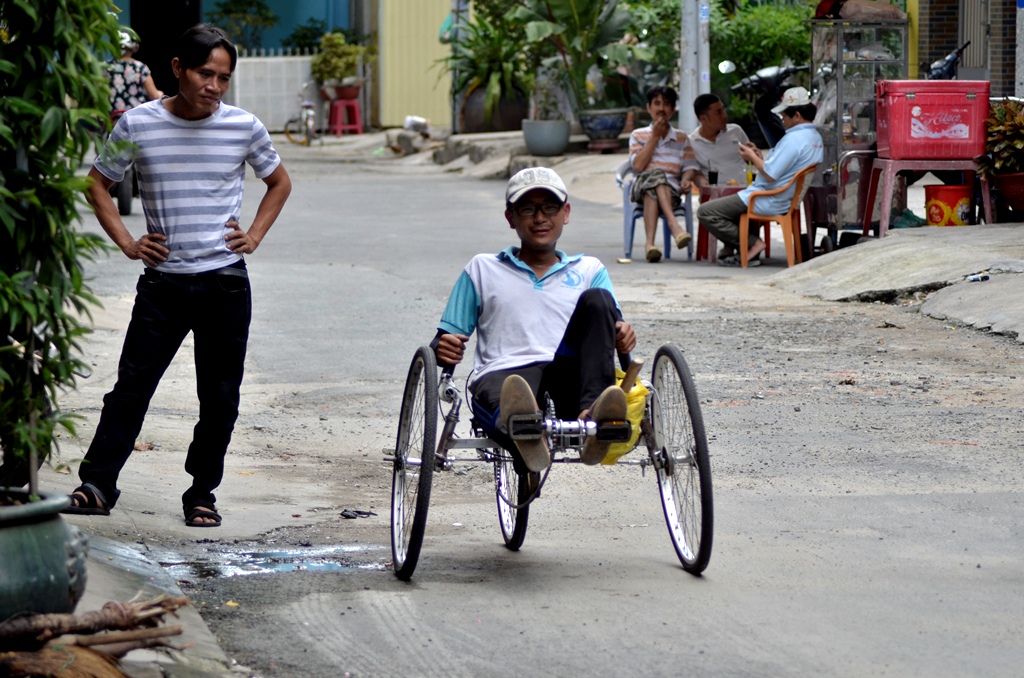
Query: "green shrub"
0 0 117 494
710 0 814 119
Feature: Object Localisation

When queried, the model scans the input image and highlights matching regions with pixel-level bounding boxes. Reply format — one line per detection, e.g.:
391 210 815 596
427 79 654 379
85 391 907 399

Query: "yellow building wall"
379 0 452 128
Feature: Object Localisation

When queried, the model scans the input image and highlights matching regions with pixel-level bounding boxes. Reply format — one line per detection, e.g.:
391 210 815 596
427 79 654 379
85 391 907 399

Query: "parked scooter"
724 61 809 149
925 41 970 80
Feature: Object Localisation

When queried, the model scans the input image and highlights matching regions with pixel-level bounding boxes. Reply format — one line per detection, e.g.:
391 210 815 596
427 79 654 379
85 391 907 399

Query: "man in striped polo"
66 24 292 527
628 85 699 263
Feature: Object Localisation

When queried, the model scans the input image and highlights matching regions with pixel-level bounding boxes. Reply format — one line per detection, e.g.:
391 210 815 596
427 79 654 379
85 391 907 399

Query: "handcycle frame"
388 343 714 581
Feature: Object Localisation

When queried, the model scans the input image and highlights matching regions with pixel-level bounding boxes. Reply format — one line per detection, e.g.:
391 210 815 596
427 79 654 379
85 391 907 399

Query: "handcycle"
283 82 322 147
388 343 713 580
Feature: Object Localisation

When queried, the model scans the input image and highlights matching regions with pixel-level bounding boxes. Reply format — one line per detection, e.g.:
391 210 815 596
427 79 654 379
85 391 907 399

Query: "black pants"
471 288 621 459
78 262 251 510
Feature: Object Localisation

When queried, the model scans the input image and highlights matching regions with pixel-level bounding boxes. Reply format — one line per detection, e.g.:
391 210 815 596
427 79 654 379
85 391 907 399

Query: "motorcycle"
925 41 970 80
723 61 809 149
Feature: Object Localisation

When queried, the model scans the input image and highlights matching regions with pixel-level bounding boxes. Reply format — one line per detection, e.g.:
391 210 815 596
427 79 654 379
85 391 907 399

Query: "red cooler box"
876 80 990 159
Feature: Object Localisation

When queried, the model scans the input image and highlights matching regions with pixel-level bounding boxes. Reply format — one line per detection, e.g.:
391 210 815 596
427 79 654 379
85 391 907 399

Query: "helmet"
119 30 140 54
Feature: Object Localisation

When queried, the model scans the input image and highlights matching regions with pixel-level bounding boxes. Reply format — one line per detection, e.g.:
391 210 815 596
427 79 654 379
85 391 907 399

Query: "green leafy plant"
207 0 278 52
310 32 372 85
709 0 813 120
437 14 531 125
282 17 330 52
507 0 651 112
623 0 684 91
977 98 1024 178
0 0 117 496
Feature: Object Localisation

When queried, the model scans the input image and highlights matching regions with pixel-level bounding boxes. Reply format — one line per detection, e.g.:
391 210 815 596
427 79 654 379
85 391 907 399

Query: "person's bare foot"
747 238 766 262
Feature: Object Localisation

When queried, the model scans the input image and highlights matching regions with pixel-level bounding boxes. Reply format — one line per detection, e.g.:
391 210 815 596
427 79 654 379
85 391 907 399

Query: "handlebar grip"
441 363 455 377
618 352 631 372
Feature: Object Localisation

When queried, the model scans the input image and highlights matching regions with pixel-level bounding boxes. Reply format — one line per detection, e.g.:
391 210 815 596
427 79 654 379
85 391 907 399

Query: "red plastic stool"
328 98 363 135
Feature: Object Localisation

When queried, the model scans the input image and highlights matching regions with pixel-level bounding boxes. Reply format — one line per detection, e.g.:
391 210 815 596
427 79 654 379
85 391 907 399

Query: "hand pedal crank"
595 420 631 442
507 413 543 440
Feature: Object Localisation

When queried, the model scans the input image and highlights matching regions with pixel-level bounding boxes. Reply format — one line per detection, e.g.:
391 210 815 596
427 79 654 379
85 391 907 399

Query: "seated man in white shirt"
689 93 750 188
628 86 699 263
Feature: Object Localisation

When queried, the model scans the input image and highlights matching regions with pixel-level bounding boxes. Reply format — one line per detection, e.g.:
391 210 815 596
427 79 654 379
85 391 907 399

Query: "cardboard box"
876 80 990 159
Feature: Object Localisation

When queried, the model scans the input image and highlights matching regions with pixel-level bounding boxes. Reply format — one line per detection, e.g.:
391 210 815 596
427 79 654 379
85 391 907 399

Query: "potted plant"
438 14 530 133
507 0 651 141
310 32 372 100
522 69 572 155
977 98 1024 216
0 0 111 618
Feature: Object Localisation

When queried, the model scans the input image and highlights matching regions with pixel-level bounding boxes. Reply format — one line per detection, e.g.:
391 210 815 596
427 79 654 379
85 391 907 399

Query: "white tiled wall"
226 56 319 132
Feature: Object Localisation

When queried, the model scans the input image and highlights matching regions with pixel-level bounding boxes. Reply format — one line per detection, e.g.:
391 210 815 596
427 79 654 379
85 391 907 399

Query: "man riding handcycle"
390 168 713 580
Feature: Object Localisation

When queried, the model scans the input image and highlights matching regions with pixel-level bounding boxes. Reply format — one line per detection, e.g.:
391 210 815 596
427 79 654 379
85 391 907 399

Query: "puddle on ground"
159 544 387 580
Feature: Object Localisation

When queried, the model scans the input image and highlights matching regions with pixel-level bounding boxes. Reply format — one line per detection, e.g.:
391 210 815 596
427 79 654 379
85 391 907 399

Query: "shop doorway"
130 0 203 95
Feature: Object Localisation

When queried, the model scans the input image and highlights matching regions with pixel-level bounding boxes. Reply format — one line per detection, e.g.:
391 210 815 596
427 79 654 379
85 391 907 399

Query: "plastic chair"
738 163 818 268
615 160 693 261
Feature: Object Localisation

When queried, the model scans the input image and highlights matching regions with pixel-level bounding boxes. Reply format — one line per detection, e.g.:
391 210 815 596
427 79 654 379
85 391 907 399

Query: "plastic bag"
602 369 649 465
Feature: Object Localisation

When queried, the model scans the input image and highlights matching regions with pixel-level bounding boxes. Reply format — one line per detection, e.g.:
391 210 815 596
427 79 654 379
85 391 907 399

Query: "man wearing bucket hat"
698 86 823 266
431 167 636 472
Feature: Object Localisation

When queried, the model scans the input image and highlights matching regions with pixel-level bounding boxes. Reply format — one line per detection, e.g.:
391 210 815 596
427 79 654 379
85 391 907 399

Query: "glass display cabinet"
808 19 909 234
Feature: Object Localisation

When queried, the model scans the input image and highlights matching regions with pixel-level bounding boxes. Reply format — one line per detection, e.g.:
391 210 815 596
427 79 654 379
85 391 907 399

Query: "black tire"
820 233 835 254
116 166 133 216
304 114 316 146
494 449 530 550
649 344 713 574
284 117 309 146
391 346 437 580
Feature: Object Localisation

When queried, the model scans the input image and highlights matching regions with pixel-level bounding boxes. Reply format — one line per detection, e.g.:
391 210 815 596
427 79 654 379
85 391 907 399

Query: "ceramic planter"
461 86 528 133
992 172 1024 214
522 119 571 156
0 490 88 619
578 108 630 140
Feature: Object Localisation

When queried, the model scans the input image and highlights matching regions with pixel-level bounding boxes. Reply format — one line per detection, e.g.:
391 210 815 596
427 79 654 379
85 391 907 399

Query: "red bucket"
924 185 972 226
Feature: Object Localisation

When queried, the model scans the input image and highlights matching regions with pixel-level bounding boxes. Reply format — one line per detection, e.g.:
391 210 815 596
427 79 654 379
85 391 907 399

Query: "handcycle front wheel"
494 449 530 550
283 116 311 146
649 344 714 574
391 346 437 580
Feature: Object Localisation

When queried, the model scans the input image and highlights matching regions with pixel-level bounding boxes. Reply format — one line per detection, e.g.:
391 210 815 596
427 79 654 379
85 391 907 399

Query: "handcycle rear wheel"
650 344 713 574
494 449 530 550
284 116 310 146
391 346 437 580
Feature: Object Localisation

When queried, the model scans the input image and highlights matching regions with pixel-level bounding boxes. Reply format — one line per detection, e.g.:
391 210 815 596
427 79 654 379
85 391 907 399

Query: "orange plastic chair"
738 164 819 268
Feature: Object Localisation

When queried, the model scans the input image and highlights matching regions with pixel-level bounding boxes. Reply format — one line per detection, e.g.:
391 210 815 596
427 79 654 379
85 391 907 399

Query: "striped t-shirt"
628 124 699 191
95 99 281 274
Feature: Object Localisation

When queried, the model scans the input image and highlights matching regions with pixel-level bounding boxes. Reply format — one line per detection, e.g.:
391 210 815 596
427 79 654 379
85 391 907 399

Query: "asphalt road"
56 153 1024 676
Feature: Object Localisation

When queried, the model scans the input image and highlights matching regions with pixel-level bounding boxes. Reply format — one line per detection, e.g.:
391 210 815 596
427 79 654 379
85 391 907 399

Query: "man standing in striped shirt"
67 24 291 527
628 86 699 263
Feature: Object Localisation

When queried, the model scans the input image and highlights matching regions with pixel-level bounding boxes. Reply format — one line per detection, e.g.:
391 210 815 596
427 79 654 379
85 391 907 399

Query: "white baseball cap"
771 86 812 114
505 167 568 205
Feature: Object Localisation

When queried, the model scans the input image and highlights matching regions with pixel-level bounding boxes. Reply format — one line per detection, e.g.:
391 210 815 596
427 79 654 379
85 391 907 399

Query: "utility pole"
679 0 711 132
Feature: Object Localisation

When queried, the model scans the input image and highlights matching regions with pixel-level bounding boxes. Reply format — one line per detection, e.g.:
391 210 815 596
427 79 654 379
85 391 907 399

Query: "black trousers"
470 288 622 457
78 262 251 510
